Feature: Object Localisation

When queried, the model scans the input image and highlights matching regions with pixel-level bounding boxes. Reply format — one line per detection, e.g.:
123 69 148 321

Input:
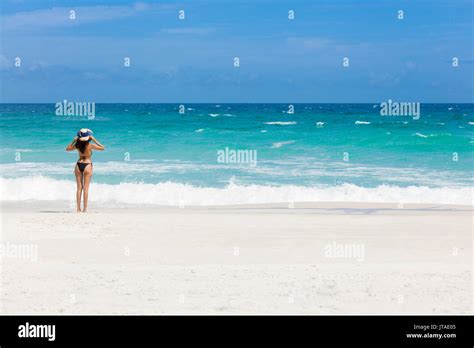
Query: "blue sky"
0 0 472 102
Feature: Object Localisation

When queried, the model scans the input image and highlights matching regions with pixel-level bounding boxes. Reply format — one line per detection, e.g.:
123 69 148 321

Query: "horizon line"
1 102 473 105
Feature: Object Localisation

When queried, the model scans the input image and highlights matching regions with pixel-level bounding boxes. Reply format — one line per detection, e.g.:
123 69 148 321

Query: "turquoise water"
0 103 472 205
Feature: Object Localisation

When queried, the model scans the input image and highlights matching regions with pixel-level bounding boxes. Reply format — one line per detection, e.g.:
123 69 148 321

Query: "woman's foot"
82 209 87 213
76 208 81 213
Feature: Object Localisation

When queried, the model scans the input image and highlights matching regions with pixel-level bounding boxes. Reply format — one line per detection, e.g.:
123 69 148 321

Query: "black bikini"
77 152 92 173
76 162 91 173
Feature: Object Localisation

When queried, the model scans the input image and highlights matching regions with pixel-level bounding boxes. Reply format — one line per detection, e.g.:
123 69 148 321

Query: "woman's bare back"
77 143 93 163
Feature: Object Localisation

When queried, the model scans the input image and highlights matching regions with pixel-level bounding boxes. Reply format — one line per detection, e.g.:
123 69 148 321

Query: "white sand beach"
0 201 472 314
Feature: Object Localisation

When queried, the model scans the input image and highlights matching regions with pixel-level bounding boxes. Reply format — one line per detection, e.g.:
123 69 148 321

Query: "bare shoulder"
90 143 105 151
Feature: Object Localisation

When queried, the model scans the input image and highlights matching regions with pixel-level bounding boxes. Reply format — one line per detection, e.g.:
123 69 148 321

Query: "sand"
0 201 472 314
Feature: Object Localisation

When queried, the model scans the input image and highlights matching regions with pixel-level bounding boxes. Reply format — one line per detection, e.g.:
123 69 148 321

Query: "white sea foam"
265 121 297 125
0 176 471 206
195 128 205 133
209 113 220 117
315 122 325 128
355 121 371 125
414 133 428 138
271 140 296 148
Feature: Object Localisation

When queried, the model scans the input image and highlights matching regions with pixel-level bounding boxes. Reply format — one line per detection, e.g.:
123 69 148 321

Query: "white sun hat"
77 128 93 141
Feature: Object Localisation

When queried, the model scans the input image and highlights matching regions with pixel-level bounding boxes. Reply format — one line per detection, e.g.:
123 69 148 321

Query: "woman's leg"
74 167 83 212
82 165 93 212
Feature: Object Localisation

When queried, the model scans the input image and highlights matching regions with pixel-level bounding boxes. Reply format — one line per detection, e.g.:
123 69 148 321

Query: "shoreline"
2 176 472 206
1 200 472 211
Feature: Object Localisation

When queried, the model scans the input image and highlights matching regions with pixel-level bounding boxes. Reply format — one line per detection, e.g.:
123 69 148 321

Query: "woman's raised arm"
90 135 105 150
66 137 78 151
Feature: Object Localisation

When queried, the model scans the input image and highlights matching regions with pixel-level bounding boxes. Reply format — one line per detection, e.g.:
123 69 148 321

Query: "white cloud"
286 37 330 50
0 2 165 31
0 54 11 70
160 27 215 35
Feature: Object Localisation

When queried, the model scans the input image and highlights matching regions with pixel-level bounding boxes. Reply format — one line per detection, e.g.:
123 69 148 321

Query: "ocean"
0 103 472 205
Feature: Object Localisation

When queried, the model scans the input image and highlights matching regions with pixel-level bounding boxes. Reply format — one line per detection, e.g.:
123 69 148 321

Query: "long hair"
75 139 89 153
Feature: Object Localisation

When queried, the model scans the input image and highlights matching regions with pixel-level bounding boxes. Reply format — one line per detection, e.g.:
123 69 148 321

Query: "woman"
66 129 105 212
